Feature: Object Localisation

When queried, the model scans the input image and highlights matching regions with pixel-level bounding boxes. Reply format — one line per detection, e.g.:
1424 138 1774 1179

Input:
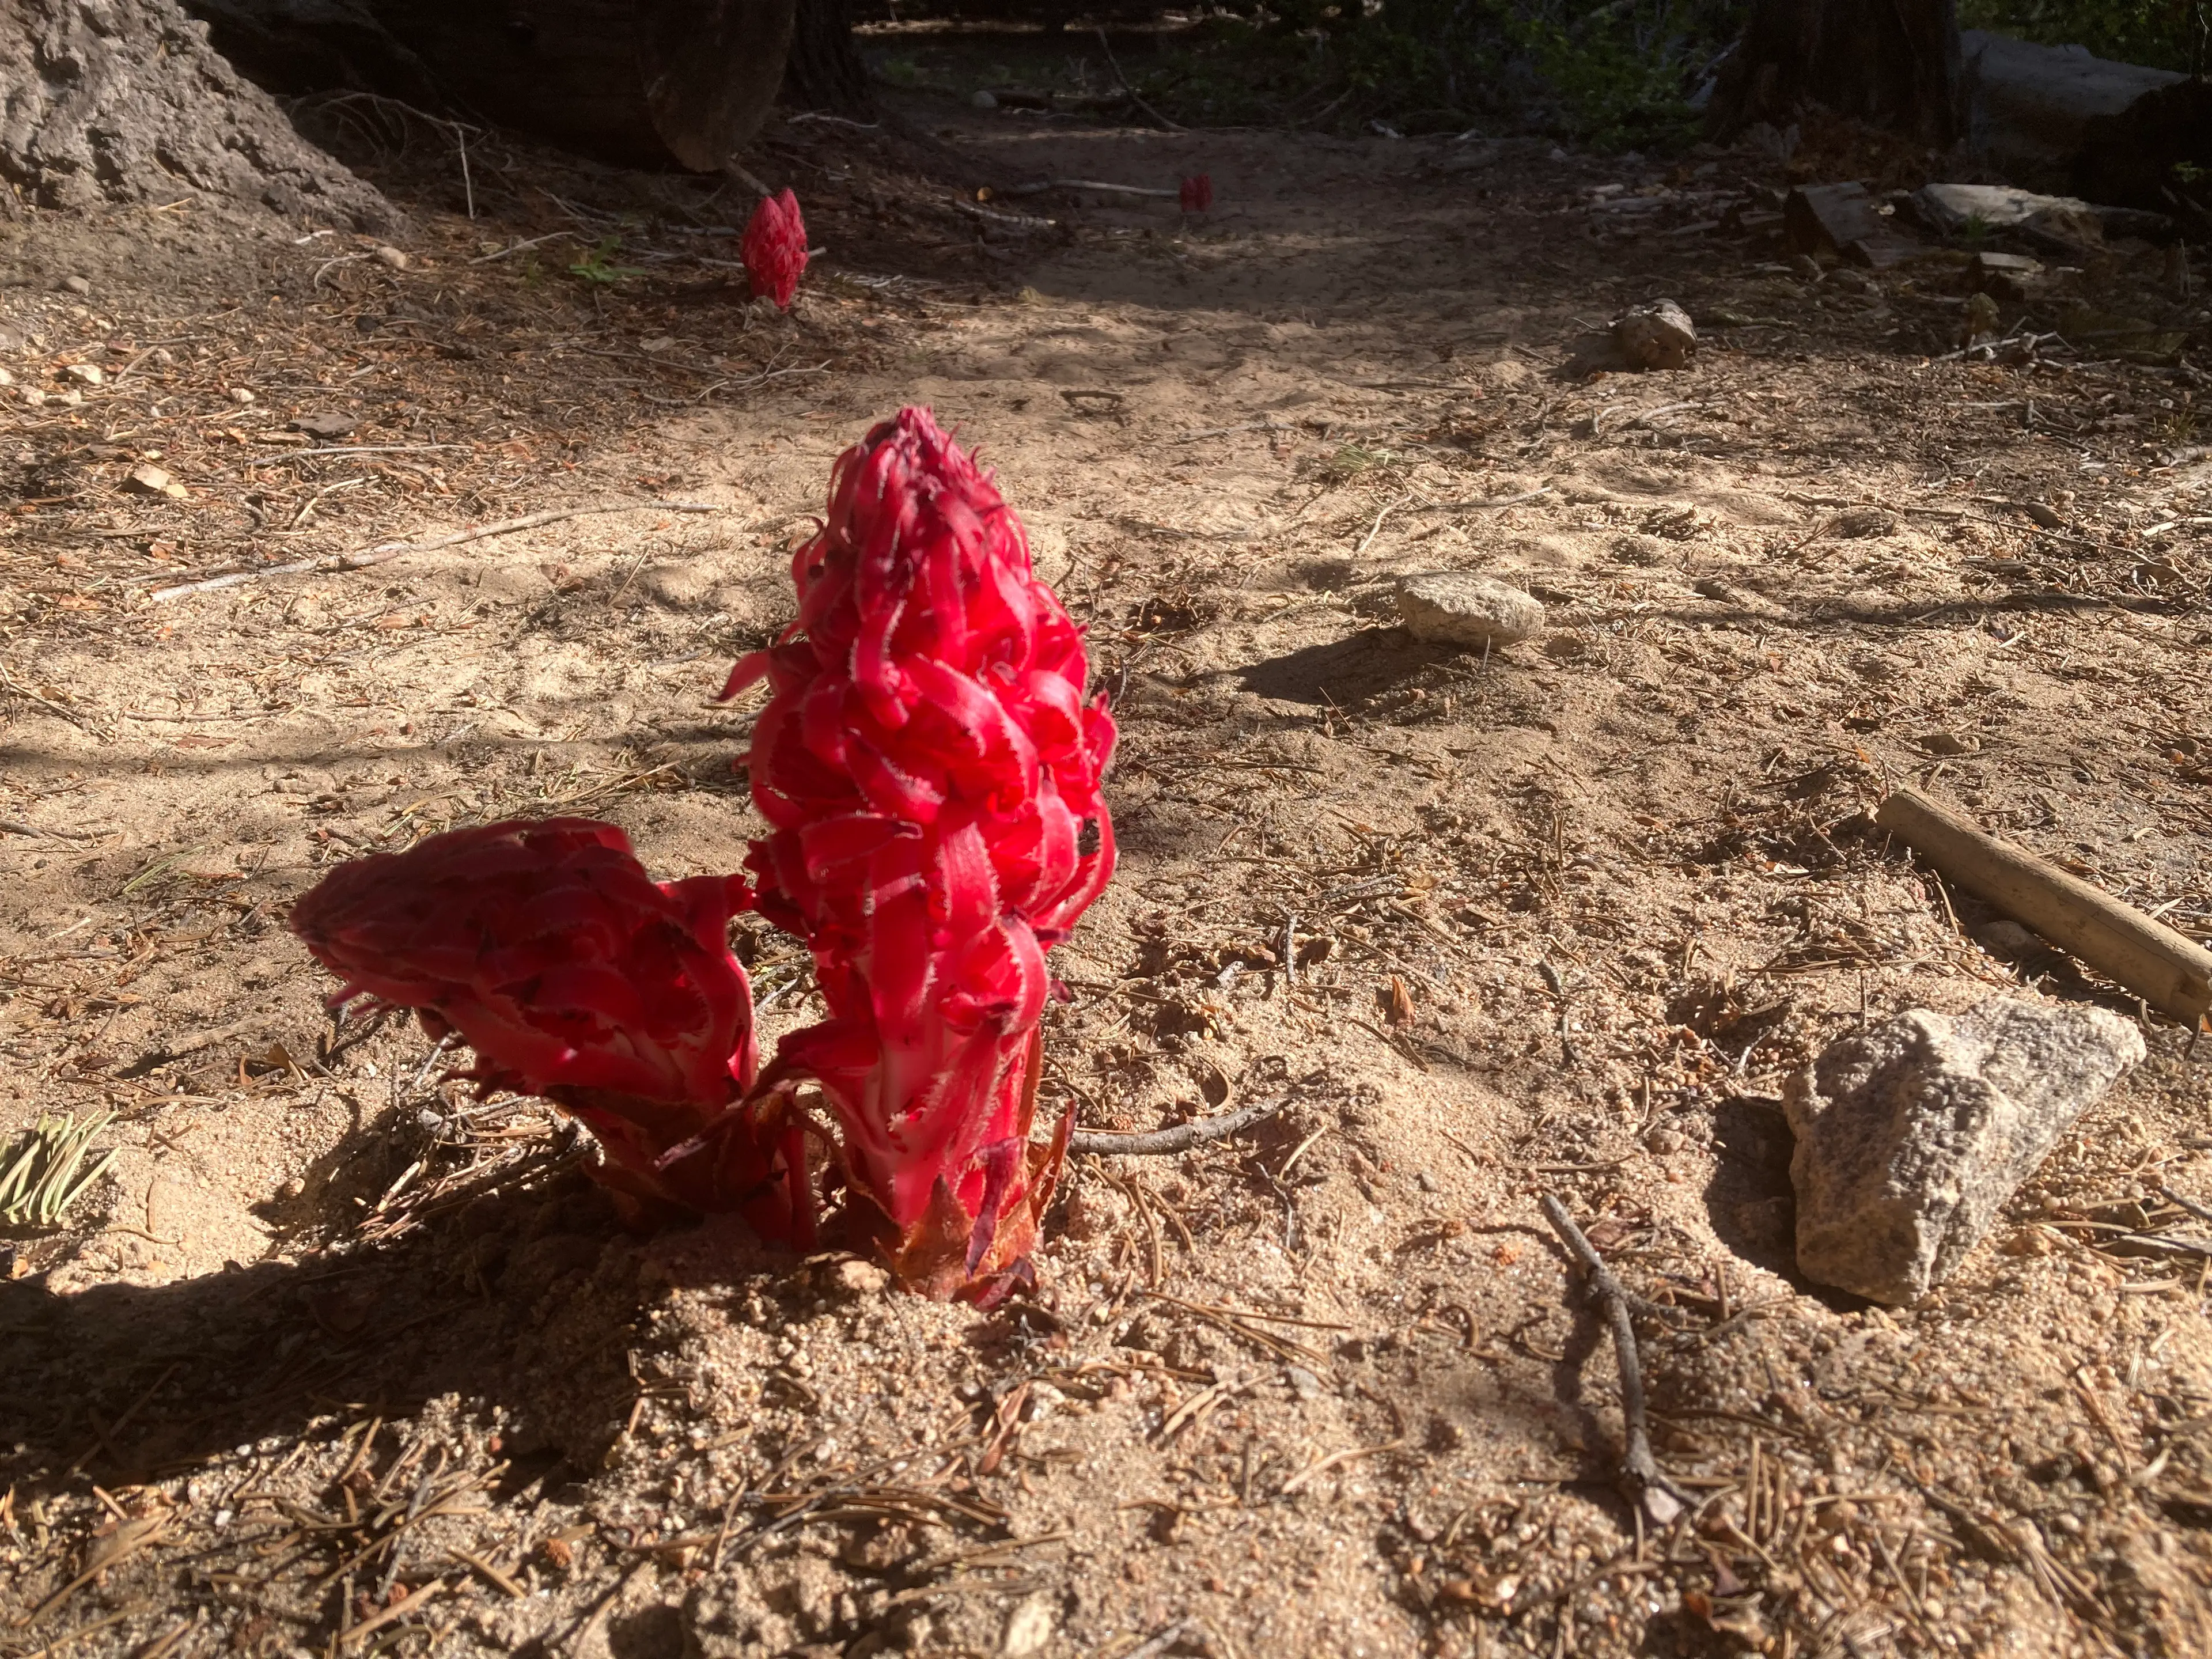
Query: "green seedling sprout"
568 237 643 286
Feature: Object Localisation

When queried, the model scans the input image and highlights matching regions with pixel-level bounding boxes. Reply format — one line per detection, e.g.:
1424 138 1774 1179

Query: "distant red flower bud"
290 819 809 1238
1179 174 1214 212
723 407 1116 1298
741 188 809 309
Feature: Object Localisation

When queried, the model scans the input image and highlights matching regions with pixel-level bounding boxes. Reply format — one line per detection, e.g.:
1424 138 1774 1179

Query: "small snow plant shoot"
290 819 812 1242
724 406 1116 1299
741 188 809 309
1179 175 1214 213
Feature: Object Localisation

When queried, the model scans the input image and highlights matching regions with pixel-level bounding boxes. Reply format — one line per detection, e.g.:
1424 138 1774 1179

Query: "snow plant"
722 407 1118 1296
289 410 1115 1299
741 188 808 309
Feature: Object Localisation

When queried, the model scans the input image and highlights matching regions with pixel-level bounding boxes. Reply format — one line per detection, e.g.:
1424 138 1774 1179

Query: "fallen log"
1875 786 2212 1027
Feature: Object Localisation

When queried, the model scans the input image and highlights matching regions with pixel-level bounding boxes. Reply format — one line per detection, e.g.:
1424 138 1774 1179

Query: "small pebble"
229 387 256 404
970 89 998 110
58 274 92 296
372 245 410 271
62 363 103 387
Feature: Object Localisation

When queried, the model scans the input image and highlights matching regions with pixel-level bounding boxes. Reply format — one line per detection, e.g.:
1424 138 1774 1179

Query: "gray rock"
1975 919 2040 957
58 275 91 297
1613 298 1696 370
1395 572 1544 651
1786 995 2144 1304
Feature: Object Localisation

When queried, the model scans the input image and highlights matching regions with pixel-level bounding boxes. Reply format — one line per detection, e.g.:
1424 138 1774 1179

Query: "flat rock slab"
1395 573 1543 650
1786 995 2145 1304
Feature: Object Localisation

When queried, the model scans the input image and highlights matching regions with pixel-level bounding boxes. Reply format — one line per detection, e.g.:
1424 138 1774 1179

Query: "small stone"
1786 995 2146 1304
1975 919 2039 956
971 89 999 110
0 368 14 386
1024 1381 1067 1422
229 387 256 404
372 245 410 270
18 386 44 408
287 411 357 440
56 389 82 408
1831 506 1897 538
1396 571 1544 651
827 1257 891 1298
1918 730 1980 756
62 363 104 387
125 464 185 499
1645 1126 1686 1154
1001 1593 1055 1657
1613 298 1696 370
58 275 92 296
1283 1365 1325 1400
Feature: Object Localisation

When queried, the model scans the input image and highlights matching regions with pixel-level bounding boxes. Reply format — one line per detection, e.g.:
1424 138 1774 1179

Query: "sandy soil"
3 71 2212 1659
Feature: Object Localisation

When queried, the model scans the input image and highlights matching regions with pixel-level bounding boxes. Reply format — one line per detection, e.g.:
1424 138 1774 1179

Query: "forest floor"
5 32 2212 1659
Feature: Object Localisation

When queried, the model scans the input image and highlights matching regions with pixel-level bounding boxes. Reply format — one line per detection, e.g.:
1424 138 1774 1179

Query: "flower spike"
725 407 1116 1297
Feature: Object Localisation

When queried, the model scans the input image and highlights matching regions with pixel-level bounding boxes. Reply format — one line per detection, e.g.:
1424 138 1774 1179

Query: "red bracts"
1179 175 1214 213
722 407 1116 1296
290 410 1114 1298
289 820 810 1240
740 188 809 309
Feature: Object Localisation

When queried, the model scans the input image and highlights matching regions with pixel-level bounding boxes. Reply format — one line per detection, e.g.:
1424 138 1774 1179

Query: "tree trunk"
1709 0 1964 148
782 0 873 118
190 0 797 171
0 0 394 227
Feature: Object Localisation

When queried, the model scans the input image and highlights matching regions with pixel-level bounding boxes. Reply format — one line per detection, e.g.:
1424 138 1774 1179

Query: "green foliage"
1139 0 1748 149
0 1111 116 1230
1958 0 2209 74
567 236 643 287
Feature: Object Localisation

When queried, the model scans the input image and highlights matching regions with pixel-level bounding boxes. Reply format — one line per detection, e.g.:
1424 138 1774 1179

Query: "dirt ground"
5 47 2212 1659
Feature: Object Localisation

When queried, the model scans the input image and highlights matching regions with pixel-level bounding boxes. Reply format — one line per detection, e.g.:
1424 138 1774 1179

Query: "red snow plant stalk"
1179 175 1214 213
287 411 1113 1300
741 188 808 309
290 819 813 1241
724 406 1116 1297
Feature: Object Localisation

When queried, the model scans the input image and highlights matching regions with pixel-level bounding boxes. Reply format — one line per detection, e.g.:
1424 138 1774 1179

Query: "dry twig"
1540 1192 1685 1524
1092 28 1185 131
148 501 719 603
1067 1094 1290 1156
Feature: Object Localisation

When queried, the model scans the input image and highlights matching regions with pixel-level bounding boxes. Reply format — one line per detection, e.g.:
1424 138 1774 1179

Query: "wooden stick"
1067 1094 1289 1156
1000 177 1181 200
1540 1194 1684 1525
1092 28 1185 131
147 501 718 604
1875 787 2212 1027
